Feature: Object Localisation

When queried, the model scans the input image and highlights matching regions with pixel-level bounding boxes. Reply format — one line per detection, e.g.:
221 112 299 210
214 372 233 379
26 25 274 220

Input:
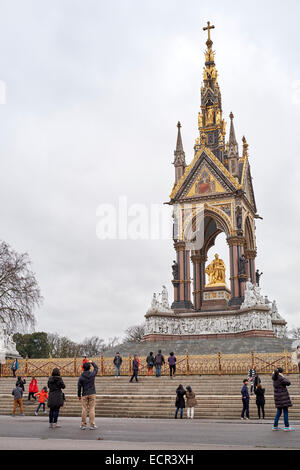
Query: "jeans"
36 402 46 413
115 365 121 377
175 407 183 419
49 407 60 423
155 365 162 377
241 398 250 419
274 407 289 428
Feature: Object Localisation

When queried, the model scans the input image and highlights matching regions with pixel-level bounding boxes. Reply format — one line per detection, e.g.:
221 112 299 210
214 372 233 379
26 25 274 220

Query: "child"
28 376 38 401
175 384 186 419
255 383 265 419
241 378 250 420
35 386 48 415
186 386 197 419
12 382 24 416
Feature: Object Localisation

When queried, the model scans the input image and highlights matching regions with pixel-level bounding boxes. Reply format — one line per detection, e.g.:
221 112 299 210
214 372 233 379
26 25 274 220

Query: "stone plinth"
201 285 231 311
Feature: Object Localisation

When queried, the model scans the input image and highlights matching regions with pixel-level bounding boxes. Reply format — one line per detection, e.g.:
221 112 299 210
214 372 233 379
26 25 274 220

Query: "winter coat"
175 387 186 409
168 355 176 366
132 359 139 371
47 375 66 408
11 360 19 371
146 355 154 367
186 391 197 407
113 355 122 367
16 379 26 392
155 353 165 366
12 386 23 400
77 362 98 397
29 379 39 394
81 358 88 371
35 390 48 403
272 374 292 409
241 384 250 400
254 387 265 405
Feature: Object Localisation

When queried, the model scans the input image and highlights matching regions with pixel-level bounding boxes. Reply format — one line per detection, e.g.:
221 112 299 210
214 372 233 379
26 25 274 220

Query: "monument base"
144 304 287 342
201 285 231 311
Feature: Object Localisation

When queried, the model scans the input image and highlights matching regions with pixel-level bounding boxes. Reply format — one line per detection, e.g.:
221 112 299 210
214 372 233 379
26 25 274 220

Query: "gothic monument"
143 22 287 341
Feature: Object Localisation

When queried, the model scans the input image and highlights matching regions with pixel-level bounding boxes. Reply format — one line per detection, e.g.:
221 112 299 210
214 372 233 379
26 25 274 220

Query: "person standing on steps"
248 365 258 395
186 386 197 419
174 384 186 419
11 381 25 417
47 368 65 429
254 383 265 419
78 360 99 430
28 376 38 401
11 359 19 378
154 350 165 378
113 352 122 379
272 367 295 432
146 352 155 376
241 379 250 420
16 376 26 393
168 352 176 379
129 355 139 383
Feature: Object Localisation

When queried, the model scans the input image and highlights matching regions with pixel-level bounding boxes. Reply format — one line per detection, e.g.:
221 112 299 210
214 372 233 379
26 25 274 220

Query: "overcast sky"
0 0 299 343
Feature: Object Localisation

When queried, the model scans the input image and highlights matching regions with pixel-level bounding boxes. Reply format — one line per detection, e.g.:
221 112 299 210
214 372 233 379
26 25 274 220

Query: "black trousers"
130 370 138 382
257 403 265 419
169 365 176 376
28 392 36 400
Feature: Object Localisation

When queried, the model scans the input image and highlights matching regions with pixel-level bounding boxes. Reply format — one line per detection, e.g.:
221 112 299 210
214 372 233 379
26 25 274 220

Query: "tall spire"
173 121 186 184
198 21 226 163
227 112 239 177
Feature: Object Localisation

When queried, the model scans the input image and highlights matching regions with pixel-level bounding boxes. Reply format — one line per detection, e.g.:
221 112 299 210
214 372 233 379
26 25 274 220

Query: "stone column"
245 249 257 285
171 241 194 312
227 236 246 307
191 251 207 311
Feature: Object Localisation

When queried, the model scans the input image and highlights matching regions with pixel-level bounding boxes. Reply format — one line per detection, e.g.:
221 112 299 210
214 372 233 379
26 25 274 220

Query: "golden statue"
205 254 227 287
198 113 203 128
216 108 221 124
206 107 214 124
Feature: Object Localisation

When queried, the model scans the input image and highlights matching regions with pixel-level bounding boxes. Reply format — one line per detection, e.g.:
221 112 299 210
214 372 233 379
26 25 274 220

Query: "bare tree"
124 324 145 343
47 333 81 358
288 328 300 340
0 241 42 333
79 336 105 356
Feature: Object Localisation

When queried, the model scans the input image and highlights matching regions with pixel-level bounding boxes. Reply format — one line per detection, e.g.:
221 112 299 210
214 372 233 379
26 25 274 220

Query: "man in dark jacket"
241 379 250 420
78 361 98 430
154 350 165 377
129 355 139 383
113 353 122 379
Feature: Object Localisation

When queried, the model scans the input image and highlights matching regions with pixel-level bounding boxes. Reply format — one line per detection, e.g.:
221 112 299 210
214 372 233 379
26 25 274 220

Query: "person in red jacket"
28 377 39 401
81 356 89 371
35 387 48 415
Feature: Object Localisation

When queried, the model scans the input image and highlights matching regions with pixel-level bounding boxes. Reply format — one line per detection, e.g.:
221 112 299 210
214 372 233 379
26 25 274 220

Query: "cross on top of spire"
203 21 215 49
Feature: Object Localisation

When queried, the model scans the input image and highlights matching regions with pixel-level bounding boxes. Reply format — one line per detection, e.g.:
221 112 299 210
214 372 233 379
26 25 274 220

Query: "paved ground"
0 415 300 450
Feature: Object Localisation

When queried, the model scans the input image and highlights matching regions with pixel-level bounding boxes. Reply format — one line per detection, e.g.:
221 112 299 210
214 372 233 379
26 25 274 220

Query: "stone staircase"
2 375 300 420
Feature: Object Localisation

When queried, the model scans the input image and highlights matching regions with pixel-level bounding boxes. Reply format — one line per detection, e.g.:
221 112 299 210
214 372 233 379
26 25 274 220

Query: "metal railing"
1 351 298 377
